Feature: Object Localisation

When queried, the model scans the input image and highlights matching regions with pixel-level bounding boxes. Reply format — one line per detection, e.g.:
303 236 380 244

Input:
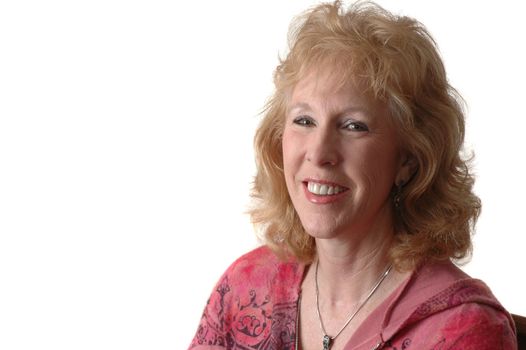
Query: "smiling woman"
187 1 517 349
2 0 524 349
282 72 406 245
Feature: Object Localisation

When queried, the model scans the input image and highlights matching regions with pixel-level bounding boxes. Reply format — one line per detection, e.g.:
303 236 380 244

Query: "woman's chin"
301 222 343 240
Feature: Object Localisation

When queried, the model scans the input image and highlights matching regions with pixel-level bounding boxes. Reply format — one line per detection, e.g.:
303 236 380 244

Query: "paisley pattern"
188 247 517 350
381 338 412 350
191 278 298 349
189 248 300 349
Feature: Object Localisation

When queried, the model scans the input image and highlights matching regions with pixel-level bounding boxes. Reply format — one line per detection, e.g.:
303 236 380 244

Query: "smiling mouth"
306 181 348 196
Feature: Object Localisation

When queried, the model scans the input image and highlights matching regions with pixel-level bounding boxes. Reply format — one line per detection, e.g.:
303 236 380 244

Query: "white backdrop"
0 1 524 349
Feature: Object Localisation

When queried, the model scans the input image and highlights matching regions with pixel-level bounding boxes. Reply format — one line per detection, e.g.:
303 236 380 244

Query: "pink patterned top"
189 246 517 350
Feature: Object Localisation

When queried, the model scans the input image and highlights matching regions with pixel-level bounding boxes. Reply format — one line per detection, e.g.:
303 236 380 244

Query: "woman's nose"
306 128 341 166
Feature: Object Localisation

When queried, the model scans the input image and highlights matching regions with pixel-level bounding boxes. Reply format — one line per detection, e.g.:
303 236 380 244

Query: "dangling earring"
394 183 403 209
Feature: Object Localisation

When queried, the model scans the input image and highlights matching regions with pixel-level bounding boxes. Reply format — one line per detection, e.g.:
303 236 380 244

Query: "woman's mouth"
305 181 348 196
302 180 349 204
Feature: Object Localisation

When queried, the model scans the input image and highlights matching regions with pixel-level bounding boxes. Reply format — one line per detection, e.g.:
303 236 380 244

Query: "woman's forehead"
289 68 380 109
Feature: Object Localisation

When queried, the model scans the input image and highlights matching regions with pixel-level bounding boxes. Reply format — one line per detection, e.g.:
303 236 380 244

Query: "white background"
0 1 524 349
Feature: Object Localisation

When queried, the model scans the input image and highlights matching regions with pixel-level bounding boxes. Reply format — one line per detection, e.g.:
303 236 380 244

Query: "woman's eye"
293 116 315 127
343 121 369 132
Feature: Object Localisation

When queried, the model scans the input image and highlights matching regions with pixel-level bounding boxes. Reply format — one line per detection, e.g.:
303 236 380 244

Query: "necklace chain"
314 261 392 350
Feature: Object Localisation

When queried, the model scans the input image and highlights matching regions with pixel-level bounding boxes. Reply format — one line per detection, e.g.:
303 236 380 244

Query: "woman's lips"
302 180 349 204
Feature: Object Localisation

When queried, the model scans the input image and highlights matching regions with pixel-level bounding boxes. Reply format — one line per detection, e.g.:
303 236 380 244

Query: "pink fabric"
189 246 517 349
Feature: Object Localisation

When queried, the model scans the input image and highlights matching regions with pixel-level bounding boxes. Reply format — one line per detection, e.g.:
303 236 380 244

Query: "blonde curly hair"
249 1 481 270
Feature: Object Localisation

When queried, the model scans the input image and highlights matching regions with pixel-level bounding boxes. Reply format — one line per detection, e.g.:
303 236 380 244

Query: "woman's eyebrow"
288 102 312 114
338 106 371 119
288 102 370 117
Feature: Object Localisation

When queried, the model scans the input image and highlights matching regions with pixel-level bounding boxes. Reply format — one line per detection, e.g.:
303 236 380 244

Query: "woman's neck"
313 226 394 306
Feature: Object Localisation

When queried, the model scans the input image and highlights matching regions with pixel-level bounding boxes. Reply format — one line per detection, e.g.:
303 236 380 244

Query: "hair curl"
249 1 481 270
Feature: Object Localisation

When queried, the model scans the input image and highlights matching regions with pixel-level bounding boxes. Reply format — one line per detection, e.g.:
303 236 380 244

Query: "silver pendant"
322 335 331 350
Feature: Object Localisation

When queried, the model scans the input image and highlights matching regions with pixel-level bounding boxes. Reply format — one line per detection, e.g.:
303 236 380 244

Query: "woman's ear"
395 153 417 186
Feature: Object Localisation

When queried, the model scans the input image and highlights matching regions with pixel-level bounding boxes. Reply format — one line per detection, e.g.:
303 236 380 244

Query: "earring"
394 183 403 209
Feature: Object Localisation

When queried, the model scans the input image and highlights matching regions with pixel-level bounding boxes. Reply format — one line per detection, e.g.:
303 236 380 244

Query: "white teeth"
307 182 345 196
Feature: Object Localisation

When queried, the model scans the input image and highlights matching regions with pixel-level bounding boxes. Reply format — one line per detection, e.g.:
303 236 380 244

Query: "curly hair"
249 1 481 270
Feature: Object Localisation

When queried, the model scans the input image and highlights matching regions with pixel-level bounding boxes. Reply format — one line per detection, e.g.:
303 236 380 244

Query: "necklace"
314 261 392 350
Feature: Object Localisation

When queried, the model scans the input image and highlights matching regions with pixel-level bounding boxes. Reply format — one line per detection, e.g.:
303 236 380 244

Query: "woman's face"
282 70 409 239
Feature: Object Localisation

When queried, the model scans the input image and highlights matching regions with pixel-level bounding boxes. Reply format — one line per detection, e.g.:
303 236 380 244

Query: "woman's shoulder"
429 299 517 349
392 260 513 325
225 245 286 274
188 246 303 349
379 260 517 349
221 245 304 297
408 260 511 318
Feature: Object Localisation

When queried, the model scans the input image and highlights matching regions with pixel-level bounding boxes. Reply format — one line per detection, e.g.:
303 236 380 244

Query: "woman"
189 1 517 349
